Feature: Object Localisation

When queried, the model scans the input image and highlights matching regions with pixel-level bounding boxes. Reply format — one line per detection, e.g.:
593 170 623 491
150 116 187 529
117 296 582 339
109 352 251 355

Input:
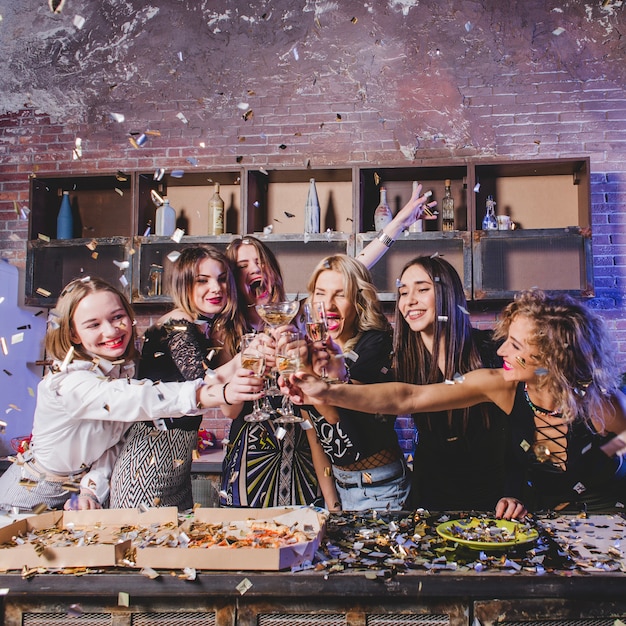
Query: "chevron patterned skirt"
110 421 196 510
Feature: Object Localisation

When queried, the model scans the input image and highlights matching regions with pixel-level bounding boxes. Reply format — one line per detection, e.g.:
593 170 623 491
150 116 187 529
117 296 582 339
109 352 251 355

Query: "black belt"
334 470 404 490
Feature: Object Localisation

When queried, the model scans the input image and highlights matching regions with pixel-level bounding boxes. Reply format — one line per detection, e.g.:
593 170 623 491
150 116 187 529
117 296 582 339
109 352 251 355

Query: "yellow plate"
436 517 539 550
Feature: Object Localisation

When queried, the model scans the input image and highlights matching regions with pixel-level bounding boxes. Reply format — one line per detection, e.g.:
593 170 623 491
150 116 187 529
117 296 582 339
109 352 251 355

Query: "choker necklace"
524 383 563 418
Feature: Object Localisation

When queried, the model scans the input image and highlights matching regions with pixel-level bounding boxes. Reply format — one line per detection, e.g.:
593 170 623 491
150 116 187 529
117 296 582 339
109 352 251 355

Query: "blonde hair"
46 277 138 363
495 289 620 427
306 254 391 353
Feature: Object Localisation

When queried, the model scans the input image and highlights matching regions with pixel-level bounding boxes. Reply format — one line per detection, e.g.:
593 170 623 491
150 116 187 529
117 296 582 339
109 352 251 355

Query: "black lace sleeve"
163 319 214 381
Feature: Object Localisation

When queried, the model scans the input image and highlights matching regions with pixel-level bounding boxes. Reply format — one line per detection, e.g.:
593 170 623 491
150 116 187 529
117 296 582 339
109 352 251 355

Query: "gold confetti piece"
114 188 124 197
60 346 75 370
33 503 48 515
0 337 7 356
118 592 130 607
145 129 161 137
38 233 51 242
192 449 200 460
236 578 253 595
324 466 332 477
242 109 253 121
129 137 140 149
374 172 380 185
173 459 184 468
86 239 98 251
91 252 99 260
36 287 52 297
149 455 156 466
7 404 21 412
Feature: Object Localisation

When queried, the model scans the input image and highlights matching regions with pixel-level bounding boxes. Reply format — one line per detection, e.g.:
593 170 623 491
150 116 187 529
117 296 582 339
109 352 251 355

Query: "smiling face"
312 269 357 347
192 257 228 316
397 263 437 336
70 290 133 360
235 242 271 307
497 315 539 382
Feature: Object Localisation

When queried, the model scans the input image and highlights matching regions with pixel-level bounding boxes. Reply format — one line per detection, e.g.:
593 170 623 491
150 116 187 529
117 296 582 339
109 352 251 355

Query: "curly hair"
168 245 245 359
494 289 620 427
46 277 138 364
306 254 391 354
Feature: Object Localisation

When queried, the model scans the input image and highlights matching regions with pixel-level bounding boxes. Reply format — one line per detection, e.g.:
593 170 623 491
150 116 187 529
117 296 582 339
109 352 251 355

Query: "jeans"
332 458 411 511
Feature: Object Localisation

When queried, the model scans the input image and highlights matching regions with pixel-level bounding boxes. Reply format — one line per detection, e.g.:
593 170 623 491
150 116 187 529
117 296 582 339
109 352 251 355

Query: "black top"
307 329 400 467
138 318 216 431
505 381 626 512
409 329 507 511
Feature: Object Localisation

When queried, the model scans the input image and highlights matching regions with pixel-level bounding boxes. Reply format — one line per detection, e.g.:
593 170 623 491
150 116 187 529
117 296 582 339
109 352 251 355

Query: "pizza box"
0 507 178 571
133 506 326 571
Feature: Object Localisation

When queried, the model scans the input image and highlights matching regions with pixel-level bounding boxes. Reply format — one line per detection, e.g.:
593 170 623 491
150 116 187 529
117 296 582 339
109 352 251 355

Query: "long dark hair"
393 256 487 430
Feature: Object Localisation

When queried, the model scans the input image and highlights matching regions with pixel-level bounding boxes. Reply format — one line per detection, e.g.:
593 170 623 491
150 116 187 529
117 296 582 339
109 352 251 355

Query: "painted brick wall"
1 1 625 453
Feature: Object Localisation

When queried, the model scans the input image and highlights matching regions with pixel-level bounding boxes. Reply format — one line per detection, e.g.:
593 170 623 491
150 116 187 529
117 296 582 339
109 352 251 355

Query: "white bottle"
374 187 393 231
304 178 321 234
155 197 176 236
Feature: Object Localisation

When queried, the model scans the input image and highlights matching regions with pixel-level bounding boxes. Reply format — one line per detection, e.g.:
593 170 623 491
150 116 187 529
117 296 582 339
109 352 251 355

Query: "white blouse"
30 356 206 503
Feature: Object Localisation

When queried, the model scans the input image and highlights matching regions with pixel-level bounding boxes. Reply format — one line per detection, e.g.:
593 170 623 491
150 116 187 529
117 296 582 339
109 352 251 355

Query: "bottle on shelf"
56 191 74 240
304 178 321 234
441 179 455 232
482 194 498 230
408 180 424 233
374 186 393 231
208 183 225 235
155 197 176 237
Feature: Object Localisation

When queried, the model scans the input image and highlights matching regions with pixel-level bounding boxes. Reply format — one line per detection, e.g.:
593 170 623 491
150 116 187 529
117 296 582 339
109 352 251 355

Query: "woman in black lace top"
110 245 257 510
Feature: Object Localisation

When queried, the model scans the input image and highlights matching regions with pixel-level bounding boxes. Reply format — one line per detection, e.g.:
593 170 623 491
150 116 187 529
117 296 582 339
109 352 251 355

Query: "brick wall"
1 1 625 452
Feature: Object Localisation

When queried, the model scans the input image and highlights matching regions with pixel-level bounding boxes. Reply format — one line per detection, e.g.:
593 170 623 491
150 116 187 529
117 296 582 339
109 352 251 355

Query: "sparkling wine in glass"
255 300 300 396
240 333 269 422
274 330 304 423
303 301 331 380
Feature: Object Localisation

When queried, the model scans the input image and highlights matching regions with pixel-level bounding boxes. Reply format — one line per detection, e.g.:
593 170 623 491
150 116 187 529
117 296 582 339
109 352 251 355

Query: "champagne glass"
274 330 304 423
303 301 330 380
240 333 270 422
256 300 300 395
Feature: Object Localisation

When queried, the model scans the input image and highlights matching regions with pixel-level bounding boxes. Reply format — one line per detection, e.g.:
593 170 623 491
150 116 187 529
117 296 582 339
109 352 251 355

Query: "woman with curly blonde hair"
287 289 626 517
303 254 410 511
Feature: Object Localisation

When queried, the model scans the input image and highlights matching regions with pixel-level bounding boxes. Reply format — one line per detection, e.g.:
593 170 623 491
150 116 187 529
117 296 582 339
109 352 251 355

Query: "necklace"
523 383 563 418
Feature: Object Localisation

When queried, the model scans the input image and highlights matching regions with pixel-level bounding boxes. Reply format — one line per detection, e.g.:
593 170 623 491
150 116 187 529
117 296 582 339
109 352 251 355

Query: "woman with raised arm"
286 290 626 518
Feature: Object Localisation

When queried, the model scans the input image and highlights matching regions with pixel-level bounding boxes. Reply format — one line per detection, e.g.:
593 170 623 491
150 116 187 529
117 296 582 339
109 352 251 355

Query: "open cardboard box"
0 506 325 572
0 507 178 571
134 506 325 571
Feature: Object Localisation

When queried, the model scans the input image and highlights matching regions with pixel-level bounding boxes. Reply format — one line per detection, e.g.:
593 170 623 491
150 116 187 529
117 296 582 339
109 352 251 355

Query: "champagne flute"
274 330 304 423
303 301 330 380
255 300 300 395
240 333 270 422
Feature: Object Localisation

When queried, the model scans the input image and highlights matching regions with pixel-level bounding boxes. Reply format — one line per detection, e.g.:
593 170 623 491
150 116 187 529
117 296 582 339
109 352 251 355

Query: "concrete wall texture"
0 0 625 445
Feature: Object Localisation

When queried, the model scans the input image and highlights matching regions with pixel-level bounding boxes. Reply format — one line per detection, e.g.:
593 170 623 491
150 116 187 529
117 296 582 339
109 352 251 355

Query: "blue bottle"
56 191 74 239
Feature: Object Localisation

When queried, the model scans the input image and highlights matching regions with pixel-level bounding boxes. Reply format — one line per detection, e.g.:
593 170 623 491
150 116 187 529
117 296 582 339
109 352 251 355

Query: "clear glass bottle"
155 197 176 236
304 178 321 234
374 186 393 231
408 180 424 233
208 183 224 235
441 179 455 231
482 194 498 230
56 191 73 239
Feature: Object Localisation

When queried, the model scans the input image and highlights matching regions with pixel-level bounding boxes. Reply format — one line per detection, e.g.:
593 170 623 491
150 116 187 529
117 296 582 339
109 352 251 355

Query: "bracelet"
222 382 233 406
377 230 394 248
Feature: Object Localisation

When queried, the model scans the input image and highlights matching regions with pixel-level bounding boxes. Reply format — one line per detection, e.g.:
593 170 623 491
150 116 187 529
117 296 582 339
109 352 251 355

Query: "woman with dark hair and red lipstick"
286 289 626 518
110 245 253 510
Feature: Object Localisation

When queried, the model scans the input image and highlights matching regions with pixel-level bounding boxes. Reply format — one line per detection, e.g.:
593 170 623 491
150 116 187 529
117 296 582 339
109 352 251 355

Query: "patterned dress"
220 402 320 507
110 318 214 510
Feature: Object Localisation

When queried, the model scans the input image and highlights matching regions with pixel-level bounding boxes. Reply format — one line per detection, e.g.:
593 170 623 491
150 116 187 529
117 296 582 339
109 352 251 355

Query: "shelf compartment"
356 232 471 301
473 158 590 232
472 229 593 300
138 170 243 238
29 174 134 241
25 237 132 306
359 165 469 234
246 168 354 236
131 235 233 303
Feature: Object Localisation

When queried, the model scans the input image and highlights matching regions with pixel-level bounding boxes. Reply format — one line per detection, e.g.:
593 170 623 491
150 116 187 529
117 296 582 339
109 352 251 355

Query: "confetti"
118 592 130 607
167 251 181 262
236 578 253 595
170 170 185 178
552 27 565 35
49 0 65 13
11 332 24 345
0 337 7 356
113 260 130 270
176 112 189 124
153 168 165 181
171 228 184 243
110 112 125 123
473 183 481 193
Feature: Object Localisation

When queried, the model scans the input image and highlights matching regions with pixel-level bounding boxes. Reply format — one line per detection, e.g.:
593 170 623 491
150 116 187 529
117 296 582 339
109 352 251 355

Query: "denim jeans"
332 458 411 511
